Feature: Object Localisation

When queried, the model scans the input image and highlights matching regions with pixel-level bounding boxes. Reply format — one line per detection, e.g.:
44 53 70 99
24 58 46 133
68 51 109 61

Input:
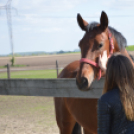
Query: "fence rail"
0 78 104 98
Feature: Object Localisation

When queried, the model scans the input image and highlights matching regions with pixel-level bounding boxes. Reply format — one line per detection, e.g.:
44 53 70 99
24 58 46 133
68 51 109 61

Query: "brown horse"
54 11 133 134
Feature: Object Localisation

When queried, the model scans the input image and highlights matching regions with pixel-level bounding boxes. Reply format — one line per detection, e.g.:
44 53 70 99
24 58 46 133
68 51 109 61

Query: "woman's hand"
98 51 108 72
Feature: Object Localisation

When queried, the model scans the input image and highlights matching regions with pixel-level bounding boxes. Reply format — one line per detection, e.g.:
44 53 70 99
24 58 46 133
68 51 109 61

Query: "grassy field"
0 69 61 79
126 45 134 51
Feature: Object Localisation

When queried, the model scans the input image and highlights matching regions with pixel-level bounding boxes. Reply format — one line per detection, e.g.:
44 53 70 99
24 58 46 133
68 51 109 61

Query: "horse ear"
100 11 108 31
77 13 88 31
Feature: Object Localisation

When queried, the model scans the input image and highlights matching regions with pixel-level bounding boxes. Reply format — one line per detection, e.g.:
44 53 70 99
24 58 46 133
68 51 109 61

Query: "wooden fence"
0 78 104 98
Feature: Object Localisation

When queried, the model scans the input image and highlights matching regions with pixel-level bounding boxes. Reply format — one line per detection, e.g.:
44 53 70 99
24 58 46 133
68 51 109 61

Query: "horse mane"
86 22 127 50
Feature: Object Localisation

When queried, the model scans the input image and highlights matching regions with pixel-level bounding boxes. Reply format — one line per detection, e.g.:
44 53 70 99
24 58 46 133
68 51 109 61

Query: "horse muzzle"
76 70 94 91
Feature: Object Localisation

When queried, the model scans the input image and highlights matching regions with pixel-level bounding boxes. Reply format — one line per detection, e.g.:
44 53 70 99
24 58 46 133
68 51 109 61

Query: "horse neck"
121 49 134 66
113 38 134 66
113 37 120 53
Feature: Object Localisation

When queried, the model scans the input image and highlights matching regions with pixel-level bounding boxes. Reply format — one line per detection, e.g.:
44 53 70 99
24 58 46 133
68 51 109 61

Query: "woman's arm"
98 99 111 134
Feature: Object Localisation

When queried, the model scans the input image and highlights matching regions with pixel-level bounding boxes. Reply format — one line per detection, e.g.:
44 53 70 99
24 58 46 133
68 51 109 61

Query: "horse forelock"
86 22 127 51
86 22 99 31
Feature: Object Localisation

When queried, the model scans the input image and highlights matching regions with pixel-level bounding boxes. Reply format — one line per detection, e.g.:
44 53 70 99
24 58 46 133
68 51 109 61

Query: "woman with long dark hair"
98 52 134 134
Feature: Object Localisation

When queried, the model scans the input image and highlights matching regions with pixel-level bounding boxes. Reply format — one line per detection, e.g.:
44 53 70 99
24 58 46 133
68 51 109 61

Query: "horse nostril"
76 78 82 89
76 77 88 90
81 77 88 87
82 78 86 84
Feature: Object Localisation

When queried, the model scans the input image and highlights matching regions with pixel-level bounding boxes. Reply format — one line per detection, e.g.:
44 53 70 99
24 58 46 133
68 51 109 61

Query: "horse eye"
99 43 103 48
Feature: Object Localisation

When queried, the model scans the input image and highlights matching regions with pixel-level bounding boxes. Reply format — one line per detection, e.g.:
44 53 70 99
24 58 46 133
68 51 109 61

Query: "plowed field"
0 53 81 71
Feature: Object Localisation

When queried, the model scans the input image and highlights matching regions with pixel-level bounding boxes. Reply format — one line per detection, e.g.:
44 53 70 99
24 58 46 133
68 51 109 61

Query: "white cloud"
0 0 7 6
11 0 86 13
15 17 78 34
0 35 7 39
40 27 62 33
102 0 134 9
22 27 31 31
0 0 87 19
0 0 87 28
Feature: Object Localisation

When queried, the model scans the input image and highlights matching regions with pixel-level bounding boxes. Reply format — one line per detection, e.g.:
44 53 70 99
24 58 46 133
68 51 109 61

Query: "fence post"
7 64 10 79
56 60 59 77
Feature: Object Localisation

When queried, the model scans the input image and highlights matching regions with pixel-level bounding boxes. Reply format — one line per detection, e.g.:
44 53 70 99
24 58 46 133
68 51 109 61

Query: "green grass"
126 45 134 51
0 69 61 79
12 64 27 67
0 65 7 69
0 64 27 68
59 51 80 54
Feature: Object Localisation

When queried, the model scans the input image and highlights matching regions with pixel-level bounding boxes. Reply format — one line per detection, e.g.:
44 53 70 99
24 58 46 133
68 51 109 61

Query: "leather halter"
80 29 114 80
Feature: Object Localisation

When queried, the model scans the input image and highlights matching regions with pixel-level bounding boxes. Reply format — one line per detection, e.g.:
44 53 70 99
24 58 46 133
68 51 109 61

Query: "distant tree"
57 50 64 54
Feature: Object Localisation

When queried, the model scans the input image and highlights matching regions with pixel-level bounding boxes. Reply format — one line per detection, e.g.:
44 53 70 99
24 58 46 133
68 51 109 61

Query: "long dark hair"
103 53 134 121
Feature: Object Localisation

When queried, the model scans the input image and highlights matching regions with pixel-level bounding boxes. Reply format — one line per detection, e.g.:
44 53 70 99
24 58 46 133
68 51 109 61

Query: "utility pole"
0 0 17 61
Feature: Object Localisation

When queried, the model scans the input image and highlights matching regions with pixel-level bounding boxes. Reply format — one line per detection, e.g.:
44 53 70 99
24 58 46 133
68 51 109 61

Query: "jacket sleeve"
97 98 112 134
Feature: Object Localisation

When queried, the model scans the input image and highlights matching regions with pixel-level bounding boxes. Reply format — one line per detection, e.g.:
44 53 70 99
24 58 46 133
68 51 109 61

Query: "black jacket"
97 88 134 134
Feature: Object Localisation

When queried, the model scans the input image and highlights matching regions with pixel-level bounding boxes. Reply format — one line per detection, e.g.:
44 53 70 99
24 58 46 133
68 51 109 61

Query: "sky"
0 0 134 55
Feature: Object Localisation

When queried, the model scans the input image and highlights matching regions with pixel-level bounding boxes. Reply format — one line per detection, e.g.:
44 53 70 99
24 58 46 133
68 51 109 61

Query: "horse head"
76 11 126 91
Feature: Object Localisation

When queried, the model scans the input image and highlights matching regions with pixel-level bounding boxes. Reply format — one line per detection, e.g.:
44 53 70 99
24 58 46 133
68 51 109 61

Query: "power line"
0 0 17 59
1 13 134 18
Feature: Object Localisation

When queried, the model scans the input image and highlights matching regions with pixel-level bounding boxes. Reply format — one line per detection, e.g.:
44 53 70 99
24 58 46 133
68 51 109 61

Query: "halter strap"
80 58 101 80
80 29 114 80
108 29 114 56
80 58 99 67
